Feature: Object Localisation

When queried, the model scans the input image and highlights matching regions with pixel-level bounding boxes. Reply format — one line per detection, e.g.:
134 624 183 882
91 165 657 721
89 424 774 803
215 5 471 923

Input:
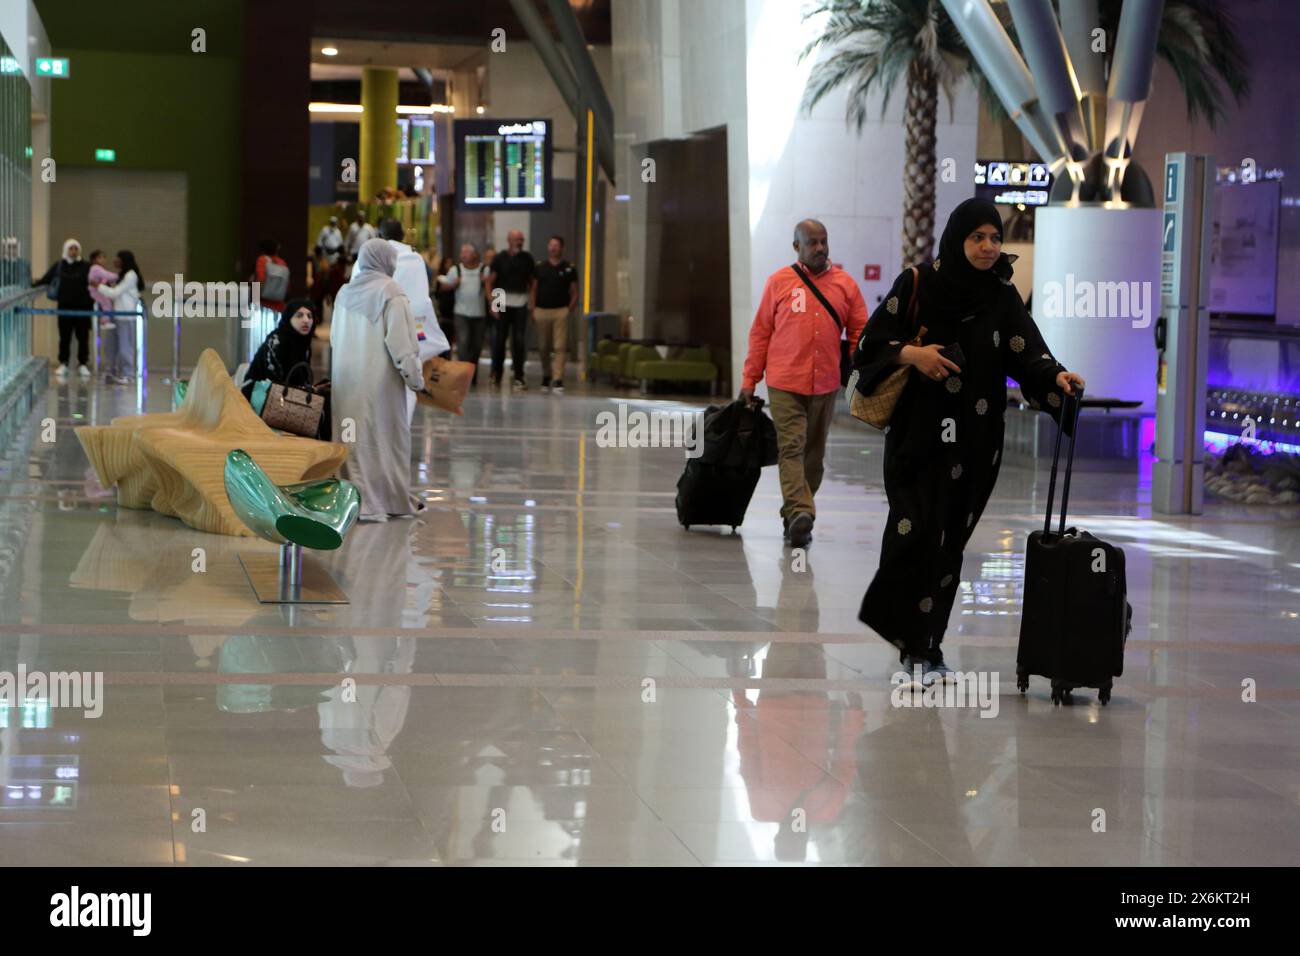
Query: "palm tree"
801 0 969 267
801 0 1250 266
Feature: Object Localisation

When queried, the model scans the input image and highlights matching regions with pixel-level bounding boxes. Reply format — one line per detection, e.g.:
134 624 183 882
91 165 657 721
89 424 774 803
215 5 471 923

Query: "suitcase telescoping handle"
1042 386 1085 537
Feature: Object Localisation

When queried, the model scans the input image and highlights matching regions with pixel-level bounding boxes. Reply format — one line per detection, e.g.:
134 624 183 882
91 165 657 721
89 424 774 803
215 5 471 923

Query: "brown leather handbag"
848 266 926 430
261 363 326 438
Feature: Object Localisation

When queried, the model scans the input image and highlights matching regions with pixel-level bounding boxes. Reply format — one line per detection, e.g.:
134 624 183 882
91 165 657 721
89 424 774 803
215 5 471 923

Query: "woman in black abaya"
243 298 332 439
852 199 1085 682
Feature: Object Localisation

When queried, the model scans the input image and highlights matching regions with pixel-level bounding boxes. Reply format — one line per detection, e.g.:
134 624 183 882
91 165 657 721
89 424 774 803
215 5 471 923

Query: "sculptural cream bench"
76 348 348 536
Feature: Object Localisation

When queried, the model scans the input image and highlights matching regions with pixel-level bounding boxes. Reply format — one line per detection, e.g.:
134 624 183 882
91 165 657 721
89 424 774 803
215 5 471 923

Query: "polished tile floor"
0 364 1297 865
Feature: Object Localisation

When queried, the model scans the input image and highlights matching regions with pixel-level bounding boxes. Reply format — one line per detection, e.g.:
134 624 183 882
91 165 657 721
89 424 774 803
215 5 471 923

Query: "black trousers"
490 305 529 382
455 314 487 384
57 314 91 367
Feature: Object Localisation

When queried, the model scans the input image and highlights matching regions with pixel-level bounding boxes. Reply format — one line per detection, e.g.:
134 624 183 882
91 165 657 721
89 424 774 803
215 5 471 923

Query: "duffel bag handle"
1043 385 1084 537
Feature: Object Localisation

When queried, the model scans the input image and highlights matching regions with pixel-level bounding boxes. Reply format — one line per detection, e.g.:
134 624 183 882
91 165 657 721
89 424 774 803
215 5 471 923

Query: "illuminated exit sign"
94 148 116 162
35 58 70 78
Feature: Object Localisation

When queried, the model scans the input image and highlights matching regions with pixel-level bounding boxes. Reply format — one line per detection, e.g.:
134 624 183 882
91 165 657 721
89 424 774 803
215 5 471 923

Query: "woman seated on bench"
243 298 331 440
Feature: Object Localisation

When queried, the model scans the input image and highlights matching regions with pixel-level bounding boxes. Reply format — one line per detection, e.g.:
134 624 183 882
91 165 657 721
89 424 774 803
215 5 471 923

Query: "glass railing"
0 286 38 392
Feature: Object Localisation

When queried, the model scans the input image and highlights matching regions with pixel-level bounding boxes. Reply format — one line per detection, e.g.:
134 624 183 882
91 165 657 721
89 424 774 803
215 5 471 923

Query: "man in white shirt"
316 216 344 264
345 210 376 260
438 243 489 385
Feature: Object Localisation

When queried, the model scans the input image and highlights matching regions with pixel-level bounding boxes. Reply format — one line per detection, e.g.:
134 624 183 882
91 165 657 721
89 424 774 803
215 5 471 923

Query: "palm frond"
801 0 975 126
1099 0 1251 129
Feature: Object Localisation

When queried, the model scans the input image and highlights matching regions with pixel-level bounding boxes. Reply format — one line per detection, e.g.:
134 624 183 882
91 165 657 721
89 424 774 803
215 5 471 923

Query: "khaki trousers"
767 386 837 522
533 306 569 382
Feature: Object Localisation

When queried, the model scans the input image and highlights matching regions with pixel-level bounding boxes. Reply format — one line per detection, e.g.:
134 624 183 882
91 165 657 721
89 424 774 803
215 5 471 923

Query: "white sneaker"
55 364 68 381
552 381 564 395
78 365 91 379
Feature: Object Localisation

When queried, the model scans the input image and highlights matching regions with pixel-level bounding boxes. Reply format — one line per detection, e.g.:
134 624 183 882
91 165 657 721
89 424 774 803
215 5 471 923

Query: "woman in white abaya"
330 238 427 521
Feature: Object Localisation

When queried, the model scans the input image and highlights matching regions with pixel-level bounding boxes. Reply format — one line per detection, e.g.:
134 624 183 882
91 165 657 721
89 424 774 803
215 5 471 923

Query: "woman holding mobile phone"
851 198 1085 685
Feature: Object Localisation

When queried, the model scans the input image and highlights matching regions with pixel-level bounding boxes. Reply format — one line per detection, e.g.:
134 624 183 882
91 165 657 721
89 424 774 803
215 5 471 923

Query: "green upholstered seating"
633 345 718 393
624 345 662 378
595 339 622 381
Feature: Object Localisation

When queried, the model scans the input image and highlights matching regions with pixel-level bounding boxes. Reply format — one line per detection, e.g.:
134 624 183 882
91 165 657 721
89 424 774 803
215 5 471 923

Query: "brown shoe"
788 513 813 548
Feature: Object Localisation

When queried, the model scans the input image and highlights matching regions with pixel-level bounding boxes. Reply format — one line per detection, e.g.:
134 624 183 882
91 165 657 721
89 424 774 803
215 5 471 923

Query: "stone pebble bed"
1204 442 1300 505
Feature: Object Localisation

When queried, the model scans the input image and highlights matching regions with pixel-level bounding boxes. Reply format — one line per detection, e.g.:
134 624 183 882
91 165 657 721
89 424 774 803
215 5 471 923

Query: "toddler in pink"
87 251 119 329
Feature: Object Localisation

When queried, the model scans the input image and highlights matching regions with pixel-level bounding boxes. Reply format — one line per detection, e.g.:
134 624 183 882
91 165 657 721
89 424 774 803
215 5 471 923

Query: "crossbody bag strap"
791 264 843 332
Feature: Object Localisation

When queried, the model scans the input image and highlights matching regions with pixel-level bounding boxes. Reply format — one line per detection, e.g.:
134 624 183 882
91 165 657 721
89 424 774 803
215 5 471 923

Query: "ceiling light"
476 105 485 114
321 46 338 56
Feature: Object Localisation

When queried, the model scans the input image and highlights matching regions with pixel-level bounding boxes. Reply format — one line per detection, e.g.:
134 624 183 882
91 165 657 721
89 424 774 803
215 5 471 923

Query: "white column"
1032 205 1162 412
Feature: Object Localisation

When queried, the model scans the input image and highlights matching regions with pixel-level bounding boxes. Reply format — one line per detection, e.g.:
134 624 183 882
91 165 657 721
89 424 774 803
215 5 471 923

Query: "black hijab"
268 298 315 379
928 198 1016 320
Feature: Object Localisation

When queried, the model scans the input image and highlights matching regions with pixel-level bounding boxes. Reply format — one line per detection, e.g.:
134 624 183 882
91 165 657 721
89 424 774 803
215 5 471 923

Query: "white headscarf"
333 238 406 324
62 238 82 263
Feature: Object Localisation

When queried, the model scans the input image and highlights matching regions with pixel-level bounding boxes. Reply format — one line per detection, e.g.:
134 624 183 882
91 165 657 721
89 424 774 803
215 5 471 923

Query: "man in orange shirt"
740 219 869 547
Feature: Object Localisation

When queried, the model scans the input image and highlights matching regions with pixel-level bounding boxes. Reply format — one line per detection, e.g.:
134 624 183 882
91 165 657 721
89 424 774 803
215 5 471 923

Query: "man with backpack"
437 243 490 385
254 238 291 314
739 219 868 548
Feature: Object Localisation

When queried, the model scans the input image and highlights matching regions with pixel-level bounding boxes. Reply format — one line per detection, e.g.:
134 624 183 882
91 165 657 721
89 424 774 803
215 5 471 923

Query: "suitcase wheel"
1050 681 1074 706
1016 667 1029 694
730 526 737 533
682 524 690 530
1098 683 1112 706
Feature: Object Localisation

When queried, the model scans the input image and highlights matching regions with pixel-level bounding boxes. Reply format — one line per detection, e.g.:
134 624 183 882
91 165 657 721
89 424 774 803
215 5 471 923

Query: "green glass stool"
223 449 360 604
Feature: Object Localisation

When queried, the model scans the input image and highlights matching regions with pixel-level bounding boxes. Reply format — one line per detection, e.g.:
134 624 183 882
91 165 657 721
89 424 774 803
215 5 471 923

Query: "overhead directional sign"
35 58 70 78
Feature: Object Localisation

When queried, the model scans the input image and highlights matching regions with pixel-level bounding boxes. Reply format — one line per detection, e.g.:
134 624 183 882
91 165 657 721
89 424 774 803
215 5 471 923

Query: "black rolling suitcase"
676 397 777 533
1016 388 1133 705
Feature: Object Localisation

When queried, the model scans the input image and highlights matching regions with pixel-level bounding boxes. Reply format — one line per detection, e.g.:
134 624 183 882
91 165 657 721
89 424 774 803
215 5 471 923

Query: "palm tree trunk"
902 58 939 266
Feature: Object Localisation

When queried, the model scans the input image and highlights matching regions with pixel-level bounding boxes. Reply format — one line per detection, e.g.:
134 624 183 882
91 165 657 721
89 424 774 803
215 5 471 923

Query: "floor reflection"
0 373 1295 863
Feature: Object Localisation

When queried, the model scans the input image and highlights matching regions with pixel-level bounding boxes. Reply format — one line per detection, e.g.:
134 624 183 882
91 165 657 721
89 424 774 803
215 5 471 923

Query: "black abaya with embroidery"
852 199 1074 665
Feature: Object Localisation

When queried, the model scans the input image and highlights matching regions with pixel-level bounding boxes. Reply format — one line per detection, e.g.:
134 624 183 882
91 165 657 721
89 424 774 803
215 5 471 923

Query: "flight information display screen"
397 118 435 165
455 118 552 210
